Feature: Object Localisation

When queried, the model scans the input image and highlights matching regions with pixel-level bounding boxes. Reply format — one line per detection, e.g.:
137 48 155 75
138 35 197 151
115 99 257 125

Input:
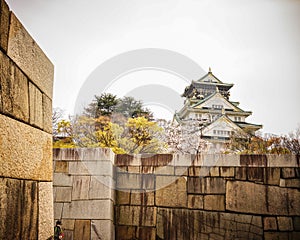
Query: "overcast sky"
6 0 300 135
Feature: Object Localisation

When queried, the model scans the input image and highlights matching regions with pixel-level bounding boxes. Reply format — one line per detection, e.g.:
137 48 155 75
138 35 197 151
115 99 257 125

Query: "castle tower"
174 68 262 152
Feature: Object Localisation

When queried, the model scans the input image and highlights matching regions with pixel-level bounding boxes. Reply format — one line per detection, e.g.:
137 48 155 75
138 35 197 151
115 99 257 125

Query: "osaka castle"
173 68 262 152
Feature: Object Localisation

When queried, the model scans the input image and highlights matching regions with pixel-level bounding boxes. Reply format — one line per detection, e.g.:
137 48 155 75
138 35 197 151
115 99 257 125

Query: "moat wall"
0 0 54 239
53 149 300 240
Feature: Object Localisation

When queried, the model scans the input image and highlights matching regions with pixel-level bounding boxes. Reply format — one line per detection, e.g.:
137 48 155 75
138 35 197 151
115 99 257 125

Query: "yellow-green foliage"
53 116 166 154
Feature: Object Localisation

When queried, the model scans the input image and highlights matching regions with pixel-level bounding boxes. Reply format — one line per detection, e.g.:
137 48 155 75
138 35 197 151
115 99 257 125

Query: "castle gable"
202 115 242 137
193 92 242 112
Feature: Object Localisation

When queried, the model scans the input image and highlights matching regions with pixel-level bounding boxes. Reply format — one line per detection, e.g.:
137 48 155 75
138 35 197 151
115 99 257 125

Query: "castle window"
215 130 231 136
212 104 223 109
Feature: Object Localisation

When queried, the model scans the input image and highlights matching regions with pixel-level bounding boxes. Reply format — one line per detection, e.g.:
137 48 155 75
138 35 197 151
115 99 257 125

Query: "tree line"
53 93 300 155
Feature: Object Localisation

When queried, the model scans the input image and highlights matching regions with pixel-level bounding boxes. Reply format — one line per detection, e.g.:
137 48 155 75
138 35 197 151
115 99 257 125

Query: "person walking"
54 220 64 239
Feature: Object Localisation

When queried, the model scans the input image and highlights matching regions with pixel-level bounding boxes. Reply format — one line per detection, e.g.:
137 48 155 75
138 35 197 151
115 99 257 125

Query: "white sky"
6 0 300 135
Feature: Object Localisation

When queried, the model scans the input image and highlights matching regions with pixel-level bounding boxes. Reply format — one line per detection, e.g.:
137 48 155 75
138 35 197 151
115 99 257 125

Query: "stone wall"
115 154 300 240
53 148 116 240
53 149 300 240
0 0 54 239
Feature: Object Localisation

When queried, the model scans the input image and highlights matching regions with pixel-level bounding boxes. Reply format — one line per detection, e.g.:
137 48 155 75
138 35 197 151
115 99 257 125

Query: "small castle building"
174 68 262 152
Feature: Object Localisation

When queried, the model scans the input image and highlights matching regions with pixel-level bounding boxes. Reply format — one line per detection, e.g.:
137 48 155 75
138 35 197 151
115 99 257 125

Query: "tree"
84 93 118 117
52 107 64 138
227 129 290 154
57 115 126 153
52 119 76 148
52 115 165 154
84 94 153 120
160 119 210 154
114 96 144 118
124 117 166 153
282 126 300 154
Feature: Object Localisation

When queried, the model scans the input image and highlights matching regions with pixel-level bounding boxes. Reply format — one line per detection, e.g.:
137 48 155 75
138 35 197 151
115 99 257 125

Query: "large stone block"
38 182 54 240
173 154 192 166
209 167 220 177
29 82 43 128
42 94 52 133
226 180 300 215
69 160 114 176
117 190 130 205
188 166 210 177
280 178 300 188
267 154 298 167
277 217 293 231
248 167 264 182
117 206 156 227
226 181 266 214
282 168 296 178
116 226 137 240
203 154 240 166
116 154 173 167
138 227 156 240
263 217 277 230
157 208 263 240
188 195 204 209
204 195 225 211
0 178 38 240
7 13 54 98
53 148 81 161
240 154 267 166
53 203 63 220
264 232 293 240
0 51 29 121
62 200 113 220
131 191 155 206
79 147 114 161
115 154 140 166
220 167 235 177
0 50 11 113
89 176 115 200
265 167 280 185
117 173 155 190
62 230 73 240
126 166 141 174
269 186 300 215
91 220 115 240
53 148 86 161
187 177 226 194
0 0 9 52
54 186 72 202
156 176 187 207
72 176 90 200
53 173 72 187
117 173 142 190
154 165 174 175
62 219 75 230
175 166 188 176
0 114 52 181
235 167 247 180
141 154 173 166
74 220 90 240
54 161 68 173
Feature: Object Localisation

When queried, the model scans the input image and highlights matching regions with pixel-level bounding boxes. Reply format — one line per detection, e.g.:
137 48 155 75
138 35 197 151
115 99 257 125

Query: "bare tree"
52 108 64 138
282 126 300 154
160 119 210 154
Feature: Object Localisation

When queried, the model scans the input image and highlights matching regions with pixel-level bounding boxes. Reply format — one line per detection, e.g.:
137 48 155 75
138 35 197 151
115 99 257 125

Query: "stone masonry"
115 154 300 240
0 0 54 239
53 149 300 240
53 148 116 240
